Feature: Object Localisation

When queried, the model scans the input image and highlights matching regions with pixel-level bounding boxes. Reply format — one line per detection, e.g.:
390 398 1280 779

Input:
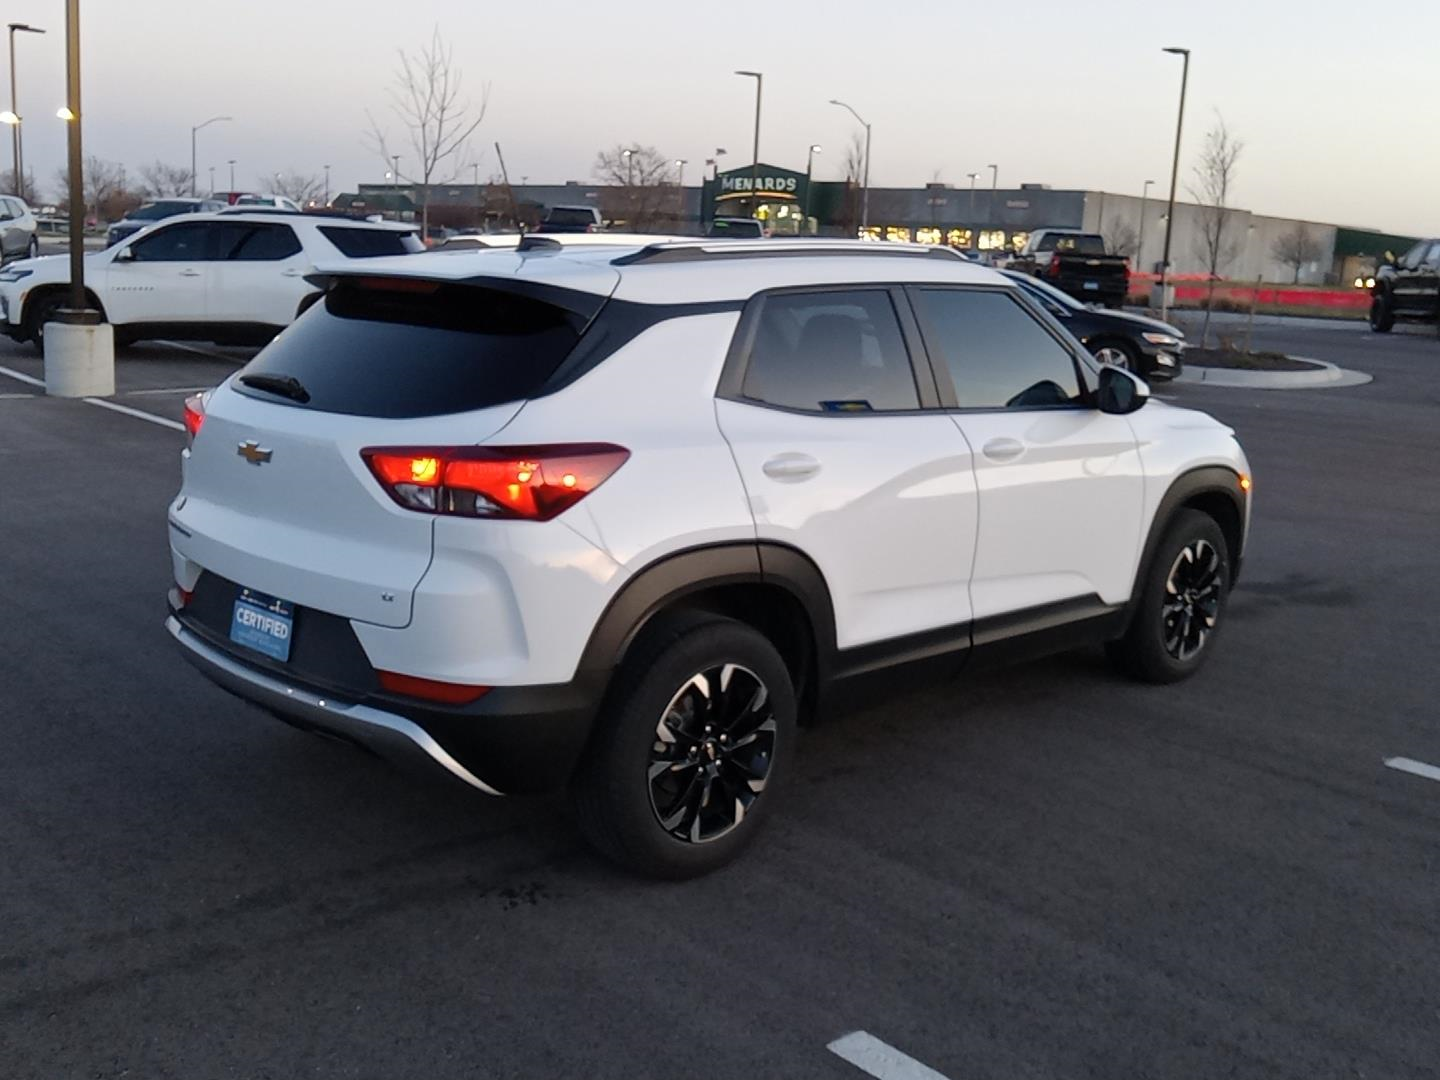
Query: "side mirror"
1095 364 1150 415
1383 250 1395 265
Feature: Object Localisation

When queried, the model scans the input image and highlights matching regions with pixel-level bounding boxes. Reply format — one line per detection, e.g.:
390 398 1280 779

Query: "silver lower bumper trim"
165 615 503 796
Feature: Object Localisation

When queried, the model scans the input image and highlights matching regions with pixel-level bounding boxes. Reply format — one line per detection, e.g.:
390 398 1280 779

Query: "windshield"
1008 272 1082 311
546 208 596 226
128 201 196 221
1038 233 1106 255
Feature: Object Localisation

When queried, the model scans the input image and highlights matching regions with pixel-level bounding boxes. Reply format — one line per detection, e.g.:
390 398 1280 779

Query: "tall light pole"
674 158 687 228
735 71 762 217
1136 178 1156 273
227 158 235 191
207 166 215 194
967 171 979 222
323 164 331 205
621 147 634 187
6 24 44 201
60 1 86 317
802 144 821 234
190 115 231 196
987 162 998 222
829 99 871 232
1159 46 1190 322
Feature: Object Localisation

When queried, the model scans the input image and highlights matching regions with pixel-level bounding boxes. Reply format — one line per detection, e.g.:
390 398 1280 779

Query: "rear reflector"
377 670 491 705
183 393 205 446
361 443 629 521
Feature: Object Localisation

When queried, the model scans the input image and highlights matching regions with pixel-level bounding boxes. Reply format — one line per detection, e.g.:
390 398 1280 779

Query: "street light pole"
1159 46 1190 323
61 0 86 316
1137 178 1156 273
987 162 998 221
190 115 231 196
829 99 871 232
208 166 214 194
735 71 762 218
803 144 821 235
674 158 687 227
967 172 979 222
227 159 235 191
7 24 44 201
323 164 331 205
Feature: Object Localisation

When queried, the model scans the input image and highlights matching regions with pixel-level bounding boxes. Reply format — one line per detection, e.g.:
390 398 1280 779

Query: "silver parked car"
0 195 38 262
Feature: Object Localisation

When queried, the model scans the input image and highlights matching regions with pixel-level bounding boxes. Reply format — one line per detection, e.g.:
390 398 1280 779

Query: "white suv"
0 210 422 352
166 239 1251 878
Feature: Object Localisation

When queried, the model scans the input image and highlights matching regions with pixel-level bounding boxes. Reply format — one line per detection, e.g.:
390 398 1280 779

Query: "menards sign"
715 164 807 201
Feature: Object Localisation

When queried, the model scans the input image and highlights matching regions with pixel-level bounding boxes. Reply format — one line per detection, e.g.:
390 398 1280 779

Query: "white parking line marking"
1384 757 1440 783
81 397 185 432
154 339 238 361
0 363 45 387
827 1032 952 1080
124 385 212 396
0 391 35 398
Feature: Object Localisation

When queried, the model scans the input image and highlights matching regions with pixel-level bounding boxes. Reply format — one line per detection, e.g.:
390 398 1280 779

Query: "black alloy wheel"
1369 295 1394 333
648 663 776 844
1161 539 1223 661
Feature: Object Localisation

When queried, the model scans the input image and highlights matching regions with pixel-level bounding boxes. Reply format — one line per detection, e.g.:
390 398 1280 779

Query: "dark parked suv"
1368 238 1439 332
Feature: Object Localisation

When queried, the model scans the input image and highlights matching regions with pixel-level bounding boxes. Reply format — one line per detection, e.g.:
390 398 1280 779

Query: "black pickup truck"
1007 230 1131 308
1367 237 1439 333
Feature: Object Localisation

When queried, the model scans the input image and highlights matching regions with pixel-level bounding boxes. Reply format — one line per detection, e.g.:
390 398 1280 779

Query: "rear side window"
740 290 919 413
215 222 303 260
232 280 590 418
319 227 424 257
913 288 1083 410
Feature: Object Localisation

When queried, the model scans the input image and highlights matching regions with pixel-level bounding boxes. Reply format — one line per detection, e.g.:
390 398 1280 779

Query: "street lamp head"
810 144 822 153
1162 46 1189 55
0 111 18 125
621 148 633 159
8 23 45 34
55 107 75 122
734 70 761 78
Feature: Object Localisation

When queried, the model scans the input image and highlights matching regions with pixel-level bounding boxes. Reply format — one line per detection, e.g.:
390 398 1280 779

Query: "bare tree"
366 26 488 236
268 169 326 206
138 161 195 198
1187 114 1244 348
0 168 38 200
1270 223 1322 284
51 157 134 221
838 131 866 236
1103 218 1139 259
593 144 673 230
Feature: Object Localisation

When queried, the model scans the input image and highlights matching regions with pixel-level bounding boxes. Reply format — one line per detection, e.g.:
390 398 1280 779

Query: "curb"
1175 355 1372 390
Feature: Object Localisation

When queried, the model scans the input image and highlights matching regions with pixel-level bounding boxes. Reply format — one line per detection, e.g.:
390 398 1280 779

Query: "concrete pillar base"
44 321 115 398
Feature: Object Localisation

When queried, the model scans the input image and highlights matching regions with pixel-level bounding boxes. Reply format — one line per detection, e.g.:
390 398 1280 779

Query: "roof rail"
610 239 967 266
516 234 563 252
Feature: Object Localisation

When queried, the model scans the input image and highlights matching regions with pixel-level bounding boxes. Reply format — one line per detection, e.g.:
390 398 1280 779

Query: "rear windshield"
318 226 425 258
232 279 591 418
1038 234 1105 254
708 219 763 237
545 207 596 226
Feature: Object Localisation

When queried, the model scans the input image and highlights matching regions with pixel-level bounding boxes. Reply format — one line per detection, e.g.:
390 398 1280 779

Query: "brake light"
1047 257 1062 278
183 393 205 446
377 670 491 705
361 443 629 521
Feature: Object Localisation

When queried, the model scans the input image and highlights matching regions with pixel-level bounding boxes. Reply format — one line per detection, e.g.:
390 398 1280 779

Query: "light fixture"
0 110 17 124
55 106 74 121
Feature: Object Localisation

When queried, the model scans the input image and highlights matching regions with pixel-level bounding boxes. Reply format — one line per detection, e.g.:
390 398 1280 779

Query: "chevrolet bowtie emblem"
237 440 273 465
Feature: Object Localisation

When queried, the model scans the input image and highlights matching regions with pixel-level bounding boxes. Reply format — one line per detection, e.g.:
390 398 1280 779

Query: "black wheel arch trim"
24 283 109 329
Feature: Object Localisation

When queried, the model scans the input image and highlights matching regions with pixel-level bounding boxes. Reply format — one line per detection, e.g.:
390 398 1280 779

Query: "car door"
206 222 310 327
101 221 212 325
908 285 1145 623
715 286 979 653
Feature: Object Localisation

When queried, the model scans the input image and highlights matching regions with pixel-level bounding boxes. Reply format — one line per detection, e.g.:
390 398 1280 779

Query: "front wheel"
572 614 796 878
1369 295 1394 333
1108 509 1231 684
1092 339 1140 372
25 293 67 354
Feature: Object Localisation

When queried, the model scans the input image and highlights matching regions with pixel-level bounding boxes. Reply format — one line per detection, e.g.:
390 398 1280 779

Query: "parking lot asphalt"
3 323 1439 1079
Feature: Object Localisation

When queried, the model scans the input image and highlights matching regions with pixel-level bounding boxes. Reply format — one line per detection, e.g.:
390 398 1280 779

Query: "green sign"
715 163 807 203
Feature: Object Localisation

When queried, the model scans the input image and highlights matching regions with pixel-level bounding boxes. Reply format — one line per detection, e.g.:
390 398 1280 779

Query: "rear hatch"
171 270 612 628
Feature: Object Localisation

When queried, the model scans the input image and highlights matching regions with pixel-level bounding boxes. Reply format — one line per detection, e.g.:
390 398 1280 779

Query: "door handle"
981 437 1026 463
179 269 201 277
281 269 303 277
762 453 821 482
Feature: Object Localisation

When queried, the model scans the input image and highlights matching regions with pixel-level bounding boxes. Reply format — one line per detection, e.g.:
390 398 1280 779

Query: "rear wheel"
1108 509 1231 684
25 292 67 354
572 613 796 878
1369 294 1394 333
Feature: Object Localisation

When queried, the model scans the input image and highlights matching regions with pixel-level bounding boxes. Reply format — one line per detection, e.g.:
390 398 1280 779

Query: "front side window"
127 222 213 262
741 290 919 413
914 288 1084 410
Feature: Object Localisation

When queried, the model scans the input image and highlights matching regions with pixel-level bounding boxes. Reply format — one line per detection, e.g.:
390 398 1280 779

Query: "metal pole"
735 72 763 217
967 172 978 222
8 29 18 199
227 159 235 190
1159 47 1190 323
988 163 997 221
208 166 214 194
190 127 197 196
803 144 819 234
64 0 85 313
861 122 871 231
323 164 330 205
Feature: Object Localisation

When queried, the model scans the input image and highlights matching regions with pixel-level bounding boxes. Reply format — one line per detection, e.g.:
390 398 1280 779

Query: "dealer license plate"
230 588 294 662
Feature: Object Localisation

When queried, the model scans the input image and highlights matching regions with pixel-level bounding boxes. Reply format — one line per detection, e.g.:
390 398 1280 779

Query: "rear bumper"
167 610 602 795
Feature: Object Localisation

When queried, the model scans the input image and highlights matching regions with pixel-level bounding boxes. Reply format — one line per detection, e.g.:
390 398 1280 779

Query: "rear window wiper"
238 372 311 403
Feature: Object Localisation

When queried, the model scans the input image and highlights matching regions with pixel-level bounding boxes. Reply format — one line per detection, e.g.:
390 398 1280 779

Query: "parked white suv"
166 239 1251 877
0 210 422 351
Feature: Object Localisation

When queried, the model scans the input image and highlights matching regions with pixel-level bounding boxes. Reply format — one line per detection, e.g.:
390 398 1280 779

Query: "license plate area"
1083 281 1100 290
230 587 294 662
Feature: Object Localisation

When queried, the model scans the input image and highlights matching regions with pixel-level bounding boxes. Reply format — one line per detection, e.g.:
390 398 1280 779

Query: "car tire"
1107 509 1231 684
572 612 796 879
1369 295 1394 333
25 292 67 354
1091 338 1141 373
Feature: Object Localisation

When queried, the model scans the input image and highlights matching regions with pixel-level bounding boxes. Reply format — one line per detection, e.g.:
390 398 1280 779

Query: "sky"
7 0 1434 235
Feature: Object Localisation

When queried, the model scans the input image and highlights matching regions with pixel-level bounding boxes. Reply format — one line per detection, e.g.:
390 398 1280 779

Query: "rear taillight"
183 393 205 447
361 444 629 521
1047 258 1062 278
377 670 490 705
